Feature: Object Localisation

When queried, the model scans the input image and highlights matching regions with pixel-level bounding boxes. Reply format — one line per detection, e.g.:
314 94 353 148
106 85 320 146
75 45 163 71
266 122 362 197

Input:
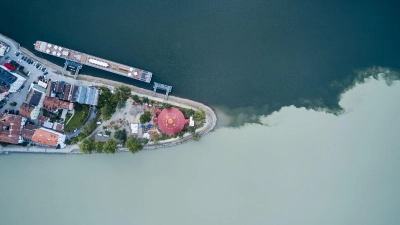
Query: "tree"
140 111 151 124
126 136 144 154
193 110 206 121
79 137 95 154
95 141 104 153
113 125 119 130
152 134 160 144
81 120 97 136
162 103 172 109
142 97 149 104
10 102 17 106
114 128 127 143
114 85 131 108
103 139 118 154
132 94 140 103
101 105 113 120
188 126 196 134
178 131 185 139
193 133 201 141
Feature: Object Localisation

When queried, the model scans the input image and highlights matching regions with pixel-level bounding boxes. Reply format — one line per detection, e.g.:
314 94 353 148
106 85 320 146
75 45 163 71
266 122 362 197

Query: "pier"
34 41 152 82
152 82 172 100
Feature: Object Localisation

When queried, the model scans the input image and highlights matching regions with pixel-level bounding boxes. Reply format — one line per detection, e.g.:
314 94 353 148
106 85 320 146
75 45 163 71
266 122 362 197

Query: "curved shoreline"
0 34 217 154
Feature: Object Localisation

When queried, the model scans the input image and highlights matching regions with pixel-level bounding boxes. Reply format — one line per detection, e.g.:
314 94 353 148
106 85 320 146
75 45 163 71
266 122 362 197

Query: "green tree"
188 126 196 134
193 110 206 121
178 131 185 139
140 111 152 124
152 134 160 144
142 97 149 104
79 137 95 154
132 94 140 103
101 105 113 120
162 103 172 109
95 141 104 153
114 128 127 143
81 120 97 136
114 85 131 108
113 125 119 130
125 136 144 154
103 139 118 154
193 133 201 141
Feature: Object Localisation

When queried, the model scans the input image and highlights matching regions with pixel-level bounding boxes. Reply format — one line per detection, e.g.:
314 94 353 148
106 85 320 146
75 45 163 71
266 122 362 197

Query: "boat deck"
34 41 152 83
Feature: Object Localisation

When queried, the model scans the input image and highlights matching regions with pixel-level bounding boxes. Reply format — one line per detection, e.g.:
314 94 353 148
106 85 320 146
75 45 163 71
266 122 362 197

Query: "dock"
34 41 152 83
153 82 172 100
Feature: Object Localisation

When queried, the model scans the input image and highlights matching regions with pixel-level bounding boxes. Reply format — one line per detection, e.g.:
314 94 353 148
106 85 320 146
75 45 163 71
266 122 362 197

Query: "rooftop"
0 114 23 144
18 103 35 119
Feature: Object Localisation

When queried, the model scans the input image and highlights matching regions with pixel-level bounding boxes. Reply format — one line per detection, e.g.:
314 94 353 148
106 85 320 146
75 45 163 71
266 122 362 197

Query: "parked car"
44 72 48 75
16 110 19 115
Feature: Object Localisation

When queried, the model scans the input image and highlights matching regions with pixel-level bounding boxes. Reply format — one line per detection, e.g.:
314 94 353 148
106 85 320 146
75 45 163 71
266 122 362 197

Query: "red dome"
157 107 185 135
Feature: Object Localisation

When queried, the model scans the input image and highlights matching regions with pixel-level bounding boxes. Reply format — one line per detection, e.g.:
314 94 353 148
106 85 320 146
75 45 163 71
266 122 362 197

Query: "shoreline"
0 34 217 155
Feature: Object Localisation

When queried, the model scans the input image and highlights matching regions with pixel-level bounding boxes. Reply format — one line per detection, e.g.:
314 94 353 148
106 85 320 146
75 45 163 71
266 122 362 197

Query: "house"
43 96 73 113
21 124 39 141
0 114 26 144
30 127 66 148
37 115 64 132
18 103 41 120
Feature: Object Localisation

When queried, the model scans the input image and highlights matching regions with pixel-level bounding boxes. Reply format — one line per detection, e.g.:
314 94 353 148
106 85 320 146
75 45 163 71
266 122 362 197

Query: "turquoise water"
1 76 400 225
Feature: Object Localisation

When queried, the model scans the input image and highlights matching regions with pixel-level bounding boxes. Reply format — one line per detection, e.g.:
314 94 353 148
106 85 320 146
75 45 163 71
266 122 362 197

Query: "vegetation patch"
65 104 89 132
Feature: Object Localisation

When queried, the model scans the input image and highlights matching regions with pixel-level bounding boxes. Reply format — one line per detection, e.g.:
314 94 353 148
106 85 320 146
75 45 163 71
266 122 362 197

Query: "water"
1 1 400 224
2 0 400 123
1 77 400 225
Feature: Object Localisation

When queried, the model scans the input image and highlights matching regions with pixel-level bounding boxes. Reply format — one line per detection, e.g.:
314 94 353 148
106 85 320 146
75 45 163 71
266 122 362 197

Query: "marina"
34 41 152 83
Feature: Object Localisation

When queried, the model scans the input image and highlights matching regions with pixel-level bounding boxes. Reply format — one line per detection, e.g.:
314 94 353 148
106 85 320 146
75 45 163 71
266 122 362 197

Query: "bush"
193 110 206 121
81 120 97 136
10 102 17 106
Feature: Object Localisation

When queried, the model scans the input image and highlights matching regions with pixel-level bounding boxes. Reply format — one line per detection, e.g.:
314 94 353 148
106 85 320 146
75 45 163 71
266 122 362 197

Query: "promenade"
0 33 217 154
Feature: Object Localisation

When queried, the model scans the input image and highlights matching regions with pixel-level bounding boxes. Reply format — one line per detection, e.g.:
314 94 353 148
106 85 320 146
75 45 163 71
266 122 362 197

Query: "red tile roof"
38 115 50 125
18 103 35 119
0 114 23 144
43 96 71 112
31 129 59 147
21 124 39 140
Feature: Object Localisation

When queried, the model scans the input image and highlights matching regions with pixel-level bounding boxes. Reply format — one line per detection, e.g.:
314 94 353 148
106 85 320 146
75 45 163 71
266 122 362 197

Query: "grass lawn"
65 105 89 132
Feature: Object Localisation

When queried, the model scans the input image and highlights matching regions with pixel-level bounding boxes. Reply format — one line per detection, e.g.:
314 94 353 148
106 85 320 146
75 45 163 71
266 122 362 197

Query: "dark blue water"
2 0 400 124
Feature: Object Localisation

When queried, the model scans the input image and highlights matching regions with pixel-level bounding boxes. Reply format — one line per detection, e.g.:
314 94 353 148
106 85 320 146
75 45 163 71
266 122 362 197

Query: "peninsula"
0 33 217 154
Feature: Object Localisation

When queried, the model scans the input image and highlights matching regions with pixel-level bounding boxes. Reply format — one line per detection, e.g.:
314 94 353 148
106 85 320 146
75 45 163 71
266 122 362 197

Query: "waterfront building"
22 126 66 148
0 114 26 144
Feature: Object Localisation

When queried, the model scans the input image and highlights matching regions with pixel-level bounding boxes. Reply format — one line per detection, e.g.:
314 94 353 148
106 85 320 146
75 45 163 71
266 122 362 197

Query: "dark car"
15 52 20 56
16 110 19 115
4 109 9 113
44 72 48 75
21 85 25 89
0 105 3 109
41 67 46 72
10 110 15 114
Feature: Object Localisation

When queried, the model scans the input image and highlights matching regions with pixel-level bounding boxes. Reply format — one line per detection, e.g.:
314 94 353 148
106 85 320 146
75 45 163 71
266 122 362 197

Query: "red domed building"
154 107 185 135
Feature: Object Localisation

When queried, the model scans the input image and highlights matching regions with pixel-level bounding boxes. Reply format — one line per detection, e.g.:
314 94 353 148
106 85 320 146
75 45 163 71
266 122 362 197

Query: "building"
0 44 7 56
30 127 66 148
47 81 100 106
0 65 26 93
18 103 41 120
21 124 39 141
43 96 73 113
37 115 64 132
130 123 138 134
0 114 26 144
153 107 186 135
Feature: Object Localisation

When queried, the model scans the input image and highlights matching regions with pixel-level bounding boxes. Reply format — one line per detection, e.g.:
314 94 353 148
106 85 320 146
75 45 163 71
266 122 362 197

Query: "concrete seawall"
0 34 217 154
